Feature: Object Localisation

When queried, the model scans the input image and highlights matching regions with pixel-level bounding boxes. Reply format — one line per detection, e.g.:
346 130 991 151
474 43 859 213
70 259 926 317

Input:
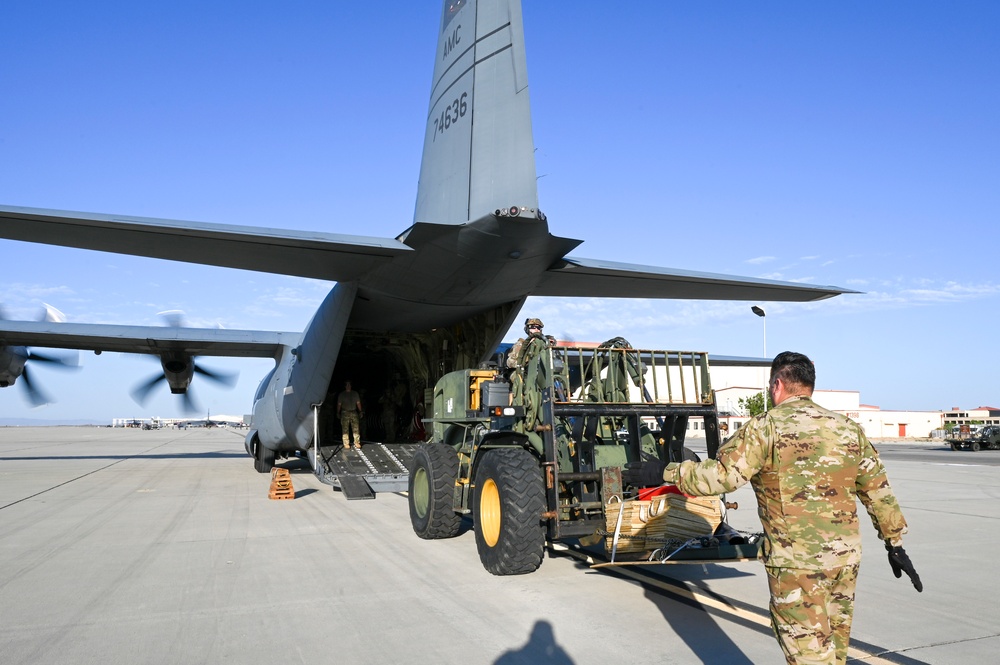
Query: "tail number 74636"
432 92 468 142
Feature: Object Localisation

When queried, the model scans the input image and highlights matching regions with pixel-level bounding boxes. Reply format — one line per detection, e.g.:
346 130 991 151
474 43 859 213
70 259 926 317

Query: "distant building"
942 407 1000 428
700 364 946 440
111 414 248 429
552 349 950 440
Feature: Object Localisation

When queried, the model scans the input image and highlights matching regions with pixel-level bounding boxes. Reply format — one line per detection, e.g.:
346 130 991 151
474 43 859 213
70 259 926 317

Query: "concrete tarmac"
0 427 996 664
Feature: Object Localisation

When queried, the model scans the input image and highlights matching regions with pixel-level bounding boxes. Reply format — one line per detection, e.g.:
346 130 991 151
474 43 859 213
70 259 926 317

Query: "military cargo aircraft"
0 0 853 472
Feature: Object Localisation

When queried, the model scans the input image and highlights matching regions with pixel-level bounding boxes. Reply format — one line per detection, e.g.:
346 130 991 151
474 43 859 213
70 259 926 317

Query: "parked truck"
948 425 1000 451
407 338 759 575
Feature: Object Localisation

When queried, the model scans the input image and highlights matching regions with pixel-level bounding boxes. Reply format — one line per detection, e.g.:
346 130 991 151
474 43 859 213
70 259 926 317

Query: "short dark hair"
770 352 815 391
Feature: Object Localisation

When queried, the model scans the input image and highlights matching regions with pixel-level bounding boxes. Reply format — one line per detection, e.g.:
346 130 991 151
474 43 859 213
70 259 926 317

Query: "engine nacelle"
160 352 195 394
0 345 29 387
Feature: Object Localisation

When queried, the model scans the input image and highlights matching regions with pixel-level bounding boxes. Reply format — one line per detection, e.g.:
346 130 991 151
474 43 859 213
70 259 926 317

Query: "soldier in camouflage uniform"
508 318 553 446
507 319 548 404
624 351 921 665
336 380 363 450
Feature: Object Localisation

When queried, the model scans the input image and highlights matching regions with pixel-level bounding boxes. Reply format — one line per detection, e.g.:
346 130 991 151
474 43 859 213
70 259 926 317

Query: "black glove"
622 460 667 487
885 541 923 592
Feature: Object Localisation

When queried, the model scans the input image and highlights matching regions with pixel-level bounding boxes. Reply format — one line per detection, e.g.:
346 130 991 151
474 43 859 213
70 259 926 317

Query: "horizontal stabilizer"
0 205 410 281
535 257 858 302
0 320 299 359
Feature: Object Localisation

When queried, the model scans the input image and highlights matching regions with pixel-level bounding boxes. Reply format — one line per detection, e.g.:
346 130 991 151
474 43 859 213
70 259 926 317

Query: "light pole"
751 306 767 409
751 306 766 359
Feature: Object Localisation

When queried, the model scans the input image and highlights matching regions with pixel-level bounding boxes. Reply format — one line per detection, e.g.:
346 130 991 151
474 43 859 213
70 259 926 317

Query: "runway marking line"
0 439 177 511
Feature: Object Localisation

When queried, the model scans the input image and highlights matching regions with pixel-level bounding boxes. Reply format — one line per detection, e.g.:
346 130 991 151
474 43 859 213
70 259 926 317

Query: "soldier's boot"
342 434 350 450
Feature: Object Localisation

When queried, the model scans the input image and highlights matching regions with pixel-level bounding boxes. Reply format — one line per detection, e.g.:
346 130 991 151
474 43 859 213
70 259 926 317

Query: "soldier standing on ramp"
336 380 363 450
624 351 921 665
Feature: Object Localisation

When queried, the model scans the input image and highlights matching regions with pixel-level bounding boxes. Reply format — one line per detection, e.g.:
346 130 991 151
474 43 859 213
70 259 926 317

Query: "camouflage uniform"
509 322 552 450
666 395 907 665
337 387 363 448
519 335 551 424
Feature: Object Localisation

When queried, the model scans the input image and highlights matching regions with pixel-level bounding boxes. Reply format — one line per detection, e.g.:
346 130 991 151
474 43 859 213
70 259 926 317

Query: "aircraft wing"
534 256 858 301
0 205 411 281
0 320 300 359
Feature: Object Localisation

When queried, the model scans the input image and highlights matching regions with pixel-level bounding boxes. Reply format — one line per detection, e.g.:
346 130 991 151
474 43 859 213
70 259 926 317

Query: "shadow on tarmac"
493 620 575 665
564 554 764 663
641 582 760 664
0 452 247 461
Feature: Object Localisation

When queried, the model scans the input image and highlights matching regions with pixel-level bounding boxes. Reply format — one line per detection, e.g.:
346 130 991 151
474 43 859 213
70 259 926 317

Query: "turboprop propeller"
129 311 238 413
0 304 80 407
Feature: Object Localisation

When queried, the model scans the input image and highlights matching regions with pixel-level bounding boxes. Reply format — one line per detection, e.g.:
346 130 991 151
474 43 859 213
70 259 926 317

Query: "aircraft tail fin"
414 0 538 226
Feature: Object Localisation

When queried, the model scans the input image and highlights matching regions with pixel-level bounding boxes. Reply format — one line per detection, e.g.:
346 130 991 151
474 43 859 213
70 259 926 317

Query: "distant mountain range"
0 418 106 427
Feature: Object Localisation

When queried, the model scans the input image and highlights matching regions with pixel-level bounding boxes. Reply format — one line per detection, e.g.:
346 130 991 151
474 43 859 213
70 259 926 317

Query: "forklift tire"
473 448 545 576
254 439 275 473
408 443 462 539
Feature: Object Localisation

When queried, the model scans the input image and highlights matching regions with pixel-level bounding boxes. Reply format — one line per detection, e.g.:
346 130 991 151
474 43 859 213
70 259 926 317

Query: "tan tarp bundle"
605 492 722 554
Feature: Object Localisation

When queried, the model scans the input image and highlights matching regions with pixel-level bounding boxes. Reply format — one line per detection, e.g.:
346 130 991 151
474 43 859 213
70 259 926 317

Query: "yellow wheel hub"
480 477 501 547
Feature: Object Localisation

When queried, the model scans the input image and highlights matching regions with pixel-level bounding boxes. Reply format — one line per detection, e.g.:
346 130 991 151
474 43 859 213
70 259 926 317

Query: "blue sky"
1 1 998 421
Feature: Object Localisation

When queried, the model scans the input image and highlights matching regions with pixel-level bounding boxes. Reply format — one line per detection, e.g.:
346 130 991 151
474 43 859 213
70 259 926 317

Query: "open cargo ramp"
316 442 420 500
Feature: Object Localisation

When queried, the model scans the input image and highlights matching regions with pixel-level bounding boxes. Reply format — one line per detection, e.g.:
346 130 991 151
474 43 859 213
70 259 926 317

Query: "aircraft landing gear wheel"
409 443 461 539
473 448 545 576
254 439 275 473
